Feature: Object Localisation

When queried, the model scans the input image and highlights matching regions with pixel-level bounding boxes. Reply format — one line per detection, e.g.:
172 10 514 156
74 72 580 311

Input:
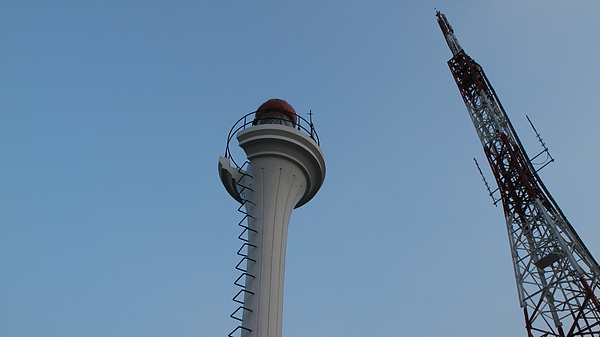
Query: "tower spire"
436 11 463 56
437 11 600 337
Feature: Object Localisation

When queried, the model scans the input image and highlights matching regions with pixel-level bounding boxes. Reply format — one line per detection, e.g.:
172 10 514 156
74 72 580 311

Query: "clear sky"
1 1 599 336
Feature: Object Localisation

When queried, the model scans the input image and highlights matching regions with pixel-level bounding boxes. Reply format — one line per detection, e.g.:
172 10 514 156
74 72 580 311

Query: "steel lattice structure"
436 11 600 337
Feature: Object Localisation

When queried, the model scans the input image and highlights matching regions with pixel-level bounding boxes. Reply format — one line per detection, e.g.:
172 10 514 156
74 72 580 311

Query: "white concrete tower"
219 99 325 337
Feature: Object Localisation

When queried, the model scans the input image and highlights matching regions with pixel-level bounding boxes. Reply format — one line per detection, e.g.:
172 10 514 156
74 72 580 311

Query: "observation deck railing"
223 110 321 169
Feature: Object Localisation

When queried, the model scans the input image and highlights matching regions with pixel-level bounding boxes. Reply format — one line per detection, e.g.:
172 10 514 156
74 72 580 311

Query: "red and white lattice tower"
436 11 600 337
219 99 325 337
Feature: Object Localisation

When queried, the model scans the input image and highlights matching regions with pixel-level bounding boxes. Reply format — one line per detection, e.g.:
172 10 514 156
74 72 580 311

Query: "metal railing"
223 110 320 169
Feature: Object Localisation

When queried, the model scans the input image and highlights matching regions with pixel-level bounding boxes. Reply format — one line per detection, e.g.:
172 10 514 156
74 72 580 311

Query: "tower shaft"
239 156 308 337
437 12 600 337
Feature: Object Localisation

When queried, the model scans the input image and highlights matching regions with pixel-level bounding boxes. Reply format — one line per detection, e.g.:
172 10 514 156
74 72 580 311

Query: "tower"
436 11 600 336
219 99 326 337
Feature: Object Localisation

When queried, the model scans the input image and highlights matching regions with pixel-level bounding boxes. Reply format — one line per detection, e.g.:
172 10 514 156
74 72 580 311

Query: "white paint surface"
224 125 325 337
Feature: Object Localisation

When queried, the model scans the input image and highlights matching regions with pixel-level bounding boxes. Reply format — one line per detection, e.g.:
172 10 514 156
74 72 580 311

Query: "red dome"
254 99 297 126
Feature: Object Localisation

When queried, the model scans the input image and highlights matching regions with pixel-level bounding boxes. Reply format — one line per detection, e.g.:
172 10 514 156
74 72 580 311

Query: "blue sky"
1 1 599 336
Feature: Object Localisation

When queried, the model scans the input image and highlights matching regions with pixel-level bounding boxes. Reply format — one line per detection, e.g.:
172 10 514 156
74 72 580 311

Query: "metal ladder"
228 162 256 337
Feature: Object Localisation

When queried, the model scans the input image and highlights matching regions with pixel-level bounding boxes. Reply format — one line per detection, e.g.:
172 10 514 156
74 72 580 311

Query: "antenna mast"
436 11 600 337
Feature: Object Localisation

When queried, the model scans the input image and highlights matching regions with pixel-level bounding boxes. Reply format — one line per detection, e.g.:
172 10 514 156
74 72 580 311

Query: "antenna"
473 157 500 206
526 115 555 171
437 12 600 336
308 109 314 138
